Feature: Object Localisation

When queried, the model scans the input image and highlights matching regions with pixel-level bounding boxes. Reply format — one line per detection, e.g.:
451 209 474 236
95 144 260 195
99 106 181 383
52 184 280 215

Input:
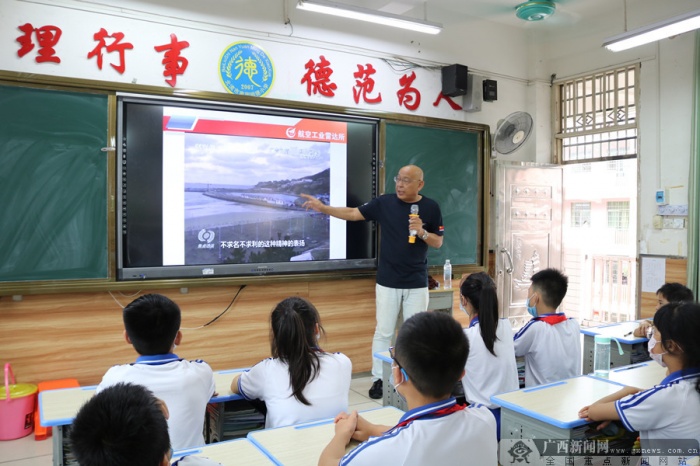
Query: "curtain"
687 31 700 297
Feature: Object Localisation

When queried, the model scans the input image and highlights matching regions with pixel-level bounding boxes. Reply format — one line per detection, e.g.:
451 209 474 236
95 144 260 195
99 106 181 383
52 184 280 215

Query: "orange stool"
34 378 79 440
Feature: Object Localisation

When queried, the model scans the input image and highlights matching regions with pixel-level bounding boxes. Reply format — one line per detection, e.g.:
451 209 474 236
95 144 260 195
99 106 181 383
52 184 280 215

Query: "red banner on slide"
163 116 347 142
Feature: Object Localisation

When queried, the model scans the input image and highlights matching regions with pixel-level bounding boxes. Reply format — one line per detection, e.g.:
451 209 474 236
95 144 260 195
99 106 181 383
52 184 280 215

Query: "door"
494 161 563 329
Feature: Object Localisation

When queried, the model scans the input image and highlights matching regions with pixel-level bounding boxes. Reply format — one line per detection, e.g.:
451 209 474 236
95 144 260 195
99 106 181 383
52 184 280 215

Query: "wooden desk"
491 375 624 441
39 368 247 466
173 438 275 465
428 288 455 314
594 362 666 390
581 321 650 374
248 406 404 466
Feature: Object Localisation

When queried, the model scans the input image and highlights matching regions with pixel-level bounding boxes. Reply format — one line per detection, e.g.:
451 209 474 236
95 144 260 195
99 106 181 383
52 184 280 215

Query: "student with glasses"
301 165 444 400
318 312 497 465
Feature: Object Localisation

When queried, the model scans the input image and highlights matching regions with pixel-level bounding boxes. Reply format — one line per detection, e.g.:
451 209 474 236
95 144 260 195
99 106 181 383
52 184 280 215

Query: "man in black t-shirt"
301 165 444 399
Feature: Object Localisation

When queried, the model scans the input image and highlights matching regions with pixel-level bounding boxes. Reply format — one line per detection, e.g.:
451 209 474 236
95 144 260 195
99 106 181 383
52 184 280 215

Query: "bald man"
301 165 443 399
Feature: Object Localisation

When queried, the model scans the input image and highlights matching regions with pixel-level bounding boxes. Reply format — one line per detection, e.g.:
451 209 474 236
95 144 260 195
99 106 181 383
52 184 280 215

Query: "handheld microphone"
408 204 419 243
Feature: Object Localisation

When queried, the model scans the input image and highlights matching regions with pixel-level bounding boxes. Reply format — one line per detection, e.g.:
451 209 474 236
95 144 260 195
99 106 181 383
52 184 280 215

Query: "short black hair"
70 383 170 466
123 294 181 355
394 312 468 399
530 268 568 309
653 302 700 395
657 282 694 303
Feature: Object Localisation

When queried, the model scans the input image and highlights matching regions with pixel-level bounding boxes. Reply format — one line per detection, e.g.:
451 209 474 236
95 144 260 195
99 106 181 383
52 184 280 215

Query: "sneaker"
368 379 383 399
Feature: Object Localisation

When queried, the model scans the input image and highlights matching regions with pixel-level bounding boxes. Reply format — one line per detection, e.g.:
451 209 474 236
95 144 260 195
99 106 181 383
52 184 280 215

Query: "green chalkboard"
0 85 108 281
385 122 483 267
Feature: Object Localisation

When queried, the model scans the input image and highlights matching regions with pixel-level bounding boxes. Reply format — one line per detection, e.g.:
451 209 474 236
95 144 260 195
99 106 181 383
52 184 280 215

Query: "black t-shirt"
358 194 443 289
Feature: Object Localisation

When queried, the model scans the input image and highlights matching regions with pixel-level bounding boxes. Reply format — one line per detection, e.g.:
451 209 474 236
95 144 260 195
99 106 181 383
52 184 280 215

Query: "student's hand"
351 415 389 442
634 320 652 338
333 411 358 444
578 405 592 421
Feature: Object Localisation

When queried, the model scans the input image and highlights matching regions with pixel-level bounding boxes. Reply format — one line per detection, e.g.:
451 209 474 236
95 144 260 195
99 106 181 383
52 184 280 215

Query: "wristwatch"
420 230 429 241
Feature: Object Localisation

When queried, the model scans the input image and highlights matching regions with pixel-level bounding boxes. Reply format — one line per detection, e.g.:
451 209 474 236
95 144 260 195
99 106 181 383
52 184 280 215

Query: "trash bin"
0 363 37 440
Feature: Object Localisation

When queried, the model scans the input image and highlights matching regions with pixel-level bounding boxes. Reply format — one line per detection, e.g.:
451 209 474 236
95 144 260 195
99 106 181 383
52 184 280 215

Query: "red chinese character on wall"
397 71 421 111
87 28 133 74
432 91 463 110
154 34 190 88
352 64 382 104
16 23 62 64
301 55 337 97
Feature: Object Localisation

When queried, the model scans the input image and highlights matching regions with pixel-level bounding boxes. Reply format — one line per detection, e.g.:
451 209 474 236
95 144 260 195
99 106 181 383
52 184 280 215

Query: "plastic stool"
34 378 79 440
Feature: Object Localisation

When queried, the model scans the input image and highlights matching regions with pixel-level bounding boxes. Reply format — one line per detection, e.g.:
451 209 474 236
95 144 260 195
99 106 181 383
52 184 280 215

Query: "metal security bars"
554 64 639 163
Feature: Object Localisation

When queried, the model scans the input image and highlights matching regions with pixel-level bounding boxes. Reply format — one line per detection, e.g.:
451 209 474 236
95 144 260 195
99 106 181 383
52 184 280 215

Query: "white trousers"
371 284 429 380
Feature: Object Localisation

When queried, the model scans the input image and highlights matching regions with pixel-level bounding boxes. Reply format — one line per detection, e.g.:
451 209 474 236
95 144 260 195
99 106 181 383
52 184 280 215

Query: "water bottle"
593 335 611 378
443 260 452 289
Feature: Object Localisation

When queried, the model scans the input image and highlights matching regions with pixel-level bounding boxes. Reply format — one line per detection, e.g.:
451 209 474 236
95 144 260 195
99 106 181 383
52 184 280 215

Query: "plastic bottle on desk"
593 335 611 378
443 260 452 289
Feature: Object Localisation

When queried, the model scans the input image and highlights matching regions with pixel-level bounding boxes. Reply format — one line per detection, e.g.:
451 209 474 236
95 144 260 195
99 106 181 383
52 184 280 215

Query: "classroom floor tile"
0 434 52 466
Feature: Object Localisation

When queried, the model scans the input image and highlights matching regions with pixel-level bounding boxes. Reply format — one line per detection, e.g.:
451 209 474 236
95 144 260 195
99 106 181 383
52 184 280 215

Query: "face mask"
647 335 667 368
459 301 469 316
526 294 538 318
391 366 408 403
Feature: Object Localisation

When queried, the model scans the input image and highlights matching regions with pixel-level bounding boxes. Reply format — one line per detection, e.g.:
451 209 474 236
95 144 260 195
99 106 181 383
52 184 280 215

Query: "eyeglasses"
389 346 410 381
393 176 419 185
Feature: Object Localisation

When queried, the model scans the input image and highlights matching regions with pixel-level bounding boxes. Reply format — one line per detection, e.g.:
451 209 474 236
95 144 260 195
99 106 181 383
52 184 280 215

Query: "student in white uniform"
232 296 351 428
319 311 497 466
513 268 581 387
459 272 519 438
579 302 700 465
71 383 222 466
96 294 216 450
632 282 693 338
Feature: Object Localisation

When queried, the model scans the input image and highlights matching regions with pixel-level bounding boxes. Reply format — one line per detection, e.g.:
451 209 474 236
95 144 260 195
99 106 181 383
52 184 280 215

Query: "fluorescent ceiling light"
603 9 700 52
297 0 442 35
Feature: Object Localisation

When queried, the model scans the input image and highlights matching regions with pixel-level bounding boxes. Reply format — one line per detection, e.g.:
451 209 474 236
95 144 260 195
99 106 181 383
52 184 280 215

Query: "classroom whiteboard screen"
117 96 377 280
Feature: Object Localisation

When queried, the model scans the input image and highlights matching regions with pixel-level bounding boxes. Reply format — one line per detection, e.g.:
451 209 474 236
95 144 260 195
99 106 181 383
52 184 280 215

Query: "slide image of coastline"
183 133 331 266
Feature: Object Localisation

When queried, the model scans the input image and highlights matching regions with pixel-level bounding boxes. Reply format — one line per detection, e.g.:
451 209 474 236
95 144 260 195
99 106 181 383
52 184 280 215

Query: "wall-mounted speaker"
483 79 498 102
441 64 468 97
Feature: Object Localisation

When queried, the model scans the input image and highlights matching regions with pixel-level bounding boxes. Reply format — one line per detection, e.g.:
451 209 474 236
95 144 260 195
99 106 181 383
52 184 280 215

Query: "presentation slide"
160 106 348 267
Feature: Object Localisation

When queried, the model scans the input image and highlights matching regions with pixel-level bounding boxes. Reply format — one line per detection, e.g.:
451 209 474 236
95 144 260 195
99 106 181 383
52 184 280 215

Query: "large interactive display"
117 96 377 280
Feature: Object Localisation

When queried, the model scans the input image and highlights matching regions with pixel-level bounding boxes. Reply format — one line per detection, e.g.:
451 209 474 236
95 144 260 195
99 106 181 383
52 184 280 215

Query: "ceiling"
332 0 621 29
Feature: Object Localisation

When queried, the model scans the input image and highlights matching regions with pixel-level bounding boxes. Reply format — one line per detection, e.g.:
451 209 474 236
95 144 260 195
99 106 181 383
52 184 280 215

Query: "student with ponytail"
458 272 519 437
231 297 352 428
579 302 700 461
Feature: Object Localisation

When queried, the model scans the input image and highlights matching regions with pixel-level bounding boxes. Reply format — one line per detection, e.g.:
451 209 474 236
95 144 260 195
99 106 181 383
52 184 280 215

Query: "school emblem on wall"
218 41 275 97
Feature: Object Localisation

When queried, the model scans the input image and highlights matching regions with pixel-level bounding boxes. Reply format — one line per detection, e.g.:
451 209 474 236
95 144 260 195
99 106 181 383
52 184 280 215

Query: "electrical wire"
181 285 247 330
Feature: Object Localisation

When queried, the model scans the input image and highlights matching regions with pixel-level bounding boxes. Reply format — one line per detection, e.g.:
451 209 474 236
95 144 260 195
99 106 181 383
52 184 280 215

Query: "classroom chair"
34 378 80 440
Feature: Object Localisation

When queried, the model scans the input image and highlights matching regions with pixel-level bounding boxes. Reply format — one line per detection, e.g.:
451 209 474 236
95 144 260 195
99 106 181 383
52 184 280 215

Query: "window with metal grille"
571 202 591 227
554 64 638 163
607 201 630 229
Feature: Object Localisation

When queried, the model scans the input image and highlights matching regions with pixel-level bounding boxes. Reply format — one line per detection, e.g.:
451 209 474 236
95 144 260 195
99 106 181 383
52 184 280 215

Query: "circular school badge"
218 41 274 97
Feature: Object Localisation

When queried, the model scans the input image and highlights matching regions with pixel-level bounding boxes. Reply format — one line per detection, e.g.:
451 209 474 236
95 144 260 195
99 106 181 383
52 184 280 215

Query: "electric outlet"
662 218 685 229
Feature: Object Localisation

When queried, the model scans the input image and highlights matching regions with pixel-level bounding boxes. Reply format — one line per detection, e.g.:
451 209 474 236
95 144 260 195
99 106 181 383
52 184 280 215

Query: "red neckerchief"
534 313 567 325
393 402 466 429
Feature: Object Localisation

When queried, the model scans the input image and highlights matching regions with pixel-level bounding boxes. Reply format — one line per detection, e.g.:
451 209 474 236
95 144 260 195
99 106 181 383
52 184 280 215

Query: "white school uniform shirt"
340 398 498 466
97 353 216 450
513 313 581 387
616 368 700 453
462 317 519 408
237 351 351 428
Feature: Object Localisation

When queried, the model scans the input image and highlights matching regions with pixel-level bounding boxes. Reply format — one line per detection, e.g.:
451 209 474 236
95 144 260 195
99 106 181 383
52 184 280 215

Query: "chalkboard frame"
0 71 489 295
380 118 490 276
